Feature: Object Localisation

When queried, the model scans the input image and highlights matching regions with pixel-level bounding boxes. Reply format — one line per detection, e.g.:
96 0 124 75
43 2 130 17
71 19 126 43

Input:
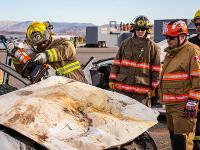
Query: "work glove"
148 89 155 98
184 99 198 118
109 82 115 89
33 53 47 64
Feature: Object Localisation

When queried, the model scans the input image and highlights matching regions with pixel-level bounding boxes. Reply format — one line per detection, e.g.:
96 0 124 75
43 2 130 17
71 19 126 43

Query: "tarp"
0 76 159 150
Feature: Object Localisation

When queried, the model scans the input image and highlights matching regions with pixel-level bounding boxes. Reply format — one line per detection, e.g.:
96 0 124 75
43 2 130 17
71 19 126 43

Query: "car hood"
0 76 158 150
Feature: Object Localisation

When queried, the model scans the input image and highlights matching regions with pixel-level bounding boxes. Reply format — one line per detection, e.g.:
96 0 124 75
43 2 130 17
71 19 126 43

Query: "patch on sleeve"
193 56 200 61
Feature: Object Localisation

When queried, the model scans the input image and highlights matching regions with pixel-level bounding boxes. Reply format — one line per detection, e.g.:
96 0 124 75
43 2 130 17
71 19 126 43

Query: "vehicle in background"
85 21 132 48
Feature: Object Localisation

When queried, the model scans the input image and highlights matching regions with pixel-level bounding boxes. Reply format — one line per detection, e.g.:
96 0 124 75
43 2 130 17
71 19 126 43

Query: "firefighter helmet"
26 21 51 48
192 9 200 23
162 20 189 36
130 15 152 33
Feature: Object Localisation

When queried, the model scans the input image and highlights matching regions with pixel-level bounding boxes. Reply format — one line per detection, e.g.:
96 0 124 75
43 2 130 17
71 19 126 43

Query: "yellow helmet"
192 9 200 23
26 21 51 48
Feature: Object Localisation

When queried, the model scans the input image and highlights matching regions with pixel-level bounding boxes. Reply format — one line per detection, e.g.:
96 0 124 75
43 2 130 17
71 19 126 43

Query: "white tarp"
0 76 159 150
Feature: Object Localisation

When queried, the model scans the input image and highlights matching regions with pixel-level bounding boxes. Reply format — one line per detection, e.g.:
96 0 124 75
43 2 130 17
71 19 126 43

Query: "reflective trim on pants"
194 136 200 141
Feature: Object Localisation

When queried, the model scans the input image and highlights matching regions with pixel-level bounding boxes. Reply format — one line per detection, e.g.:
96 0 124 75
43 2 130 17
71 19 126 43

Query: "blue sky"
0 0 199 25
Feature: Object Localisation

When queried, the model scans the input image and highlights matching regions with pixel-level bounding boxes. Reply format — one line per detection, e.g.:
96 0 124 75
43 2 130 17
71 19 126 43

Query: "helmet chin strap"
177 36 180 47
178 35 187 47
169 35 186 49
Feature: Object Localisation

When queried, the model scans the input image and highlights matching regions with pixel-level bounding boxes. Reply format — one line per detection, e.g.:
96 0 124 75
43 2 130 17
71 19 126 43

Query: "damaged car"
0 37 159 150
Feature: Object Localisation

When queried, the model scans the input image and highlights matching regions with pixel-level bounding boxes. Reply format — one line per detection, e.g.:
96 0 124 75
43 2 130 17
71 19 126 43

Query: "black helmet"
130 15 152 33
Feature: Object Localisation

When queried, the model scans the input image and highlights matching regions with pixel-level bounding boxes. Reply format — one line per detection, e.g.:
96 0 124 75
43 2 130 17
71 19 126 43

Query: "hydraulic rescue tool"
0 35 49 83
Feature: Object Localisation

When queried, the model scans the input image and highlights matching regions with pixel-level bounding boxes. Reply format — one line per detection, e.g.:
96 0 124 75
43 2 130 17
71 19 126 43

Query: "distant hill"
0 21 95 37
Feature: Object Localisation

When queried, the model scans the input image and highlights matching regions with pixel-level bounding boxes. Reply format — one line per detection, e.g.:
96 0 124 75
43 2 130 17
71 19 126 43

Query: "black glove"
184 99 198 118
0 35 7 42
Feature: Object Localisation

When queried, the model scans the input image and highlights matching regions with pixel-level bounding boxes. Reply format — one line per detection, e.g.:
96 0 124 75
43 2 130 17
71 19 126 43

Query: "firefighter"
21 21 87 83
159 20 200 150
188 9 200 150
109 15 161 107
73 36 78 49
189 10 200 47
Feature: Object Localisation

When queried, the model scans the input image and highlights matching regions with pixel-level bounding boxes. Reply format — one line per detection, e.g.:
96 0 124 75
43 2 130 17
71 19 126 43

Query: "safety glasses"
165 36 177 40
195 23 200 27
135 28 146 31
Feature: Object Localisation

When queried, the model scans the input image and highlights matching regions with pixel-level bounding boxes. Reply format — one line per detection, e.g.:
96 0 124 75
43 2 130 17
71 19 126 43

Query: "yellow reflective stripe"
47 48 58 62
12 58 20 64
52 48 58 62
47 50 53 62
56 61 81 75
56 61 79 72
0 80 2 84
194 136 200 140
62 65 81 74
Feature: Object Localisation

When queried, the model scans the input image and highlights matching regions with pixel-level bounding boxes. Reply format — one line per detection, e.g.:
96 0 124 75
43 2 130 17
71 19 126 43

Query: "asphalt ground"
149 116 172 150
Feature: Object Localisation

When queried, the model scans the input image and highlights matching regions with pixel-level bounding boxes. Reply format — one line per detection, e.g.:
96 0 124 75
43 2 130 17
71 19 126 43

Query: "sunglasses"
195 23 200 27
165 36 177 40
135 28 146 31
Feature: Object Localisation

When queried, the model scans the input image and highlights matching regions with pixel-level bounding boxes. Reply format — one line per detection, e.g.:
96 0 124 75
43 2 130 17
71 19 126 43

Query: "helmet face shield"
30 31 49 46
30 32 46 46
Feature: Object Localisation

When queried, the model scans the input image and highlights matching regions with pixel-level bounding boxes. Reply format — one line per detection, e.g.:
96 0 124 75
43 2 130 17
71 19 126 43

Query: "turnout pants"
193 104 200 150
166 103 197 150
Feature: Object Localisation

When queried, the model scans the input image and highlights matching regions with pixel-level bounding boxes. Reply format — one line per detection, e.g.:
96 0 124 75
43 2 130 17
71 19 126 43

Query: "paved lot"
148 117 172 150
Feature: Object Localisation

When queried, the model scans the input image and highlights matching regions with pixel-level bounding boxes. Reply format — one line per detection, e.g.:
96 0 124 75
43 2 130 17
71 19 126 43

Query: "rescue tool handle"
0 35 19 56
0 35 8 49
0 35 49 84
